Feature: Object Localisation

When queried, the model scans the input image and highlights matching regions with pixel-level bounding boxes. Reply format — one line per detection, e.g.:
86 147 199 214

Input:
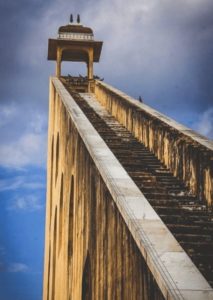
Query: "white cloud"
0 132 47 169
29 112 47 134
17 0 213 112
8 195 43 211
0 262 29 273
0 177 24 191
22 181 45 189
1 0 211 173
0 103 18 128
7 263 29 273
195 108 213 139
0 176 45 192
0 105 47 170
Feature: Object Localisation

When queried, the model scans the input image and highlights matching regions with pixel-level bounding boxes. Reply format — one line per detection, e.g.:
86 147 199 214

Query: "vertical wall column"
87 48 94 93
87 49 94 80
56 48 62 77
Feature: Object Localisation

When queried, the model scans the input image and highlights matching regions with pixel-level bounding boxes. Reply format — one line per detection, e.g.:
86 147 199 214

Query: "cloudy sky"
0 0 213 299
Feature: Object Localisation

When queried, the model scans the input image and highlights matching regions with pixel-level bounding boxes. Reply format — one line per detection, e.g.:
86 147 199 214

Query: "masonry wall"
43 81 165 300
94 82 213 207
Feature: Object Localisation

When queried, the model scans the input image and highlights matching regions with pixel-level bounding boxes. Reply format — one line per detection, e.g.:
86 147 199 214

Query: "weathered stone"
43 78 213 300
94 81 213 207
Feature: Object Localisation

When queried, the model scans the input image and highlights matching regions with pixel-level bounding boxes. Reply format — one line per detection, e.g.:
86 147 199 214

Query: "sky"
0 0 213 299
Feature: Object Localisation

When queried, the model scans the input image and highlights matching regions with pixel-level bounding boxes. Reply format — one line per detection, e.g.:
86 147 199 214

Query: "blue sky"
0 0 213 299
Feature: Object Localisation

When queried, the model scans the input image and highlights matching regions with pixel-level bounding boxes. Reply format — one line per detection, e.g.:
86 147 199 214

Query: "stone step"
69 88 213 287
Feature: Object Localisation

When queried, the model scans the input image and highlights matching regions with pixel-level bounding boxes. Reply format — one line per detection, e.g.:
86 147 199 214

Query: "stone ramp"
66 90 213 288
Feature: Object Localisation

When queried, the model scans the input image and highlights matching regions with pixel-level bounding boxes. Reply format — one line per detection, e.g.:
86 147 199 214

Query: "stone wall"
43 78 213 300
94 81 213 207
43 80 165 300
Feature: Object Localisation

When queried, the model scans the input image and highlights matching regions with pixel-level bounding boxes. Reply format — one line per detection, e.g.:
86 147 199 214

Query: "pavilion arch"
56 46 94 79
61 61 87 78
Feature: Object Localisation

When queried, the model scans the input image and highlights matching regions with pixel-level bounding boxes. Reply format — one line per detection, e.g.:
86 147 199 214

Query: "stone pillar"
87 49 94 92
56 48 62 77
87 49 94 80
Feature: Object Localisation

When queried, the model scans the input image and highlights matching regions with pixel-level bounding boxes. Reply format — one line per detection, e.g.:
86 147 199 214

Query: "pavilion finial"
77 14 80 23
70 14 73 23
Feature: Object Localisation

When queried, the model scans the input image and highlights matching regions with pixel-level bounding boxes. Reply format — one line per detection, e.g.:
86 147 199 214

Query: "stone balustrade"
94 81 213 207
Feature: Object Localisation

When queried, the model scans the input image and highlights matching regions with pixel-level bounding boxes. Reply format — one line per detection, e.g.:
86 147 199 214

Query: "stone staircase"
64 83 213 288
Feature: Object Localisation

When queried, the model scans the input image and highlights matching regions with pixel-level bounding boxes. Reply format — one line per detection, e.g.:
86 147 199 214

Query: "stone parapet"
94 81 213 207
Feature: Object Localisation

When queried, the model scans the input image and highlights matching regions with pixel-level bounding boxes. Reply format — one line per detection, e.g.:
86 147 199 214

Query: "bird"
138 96 143 103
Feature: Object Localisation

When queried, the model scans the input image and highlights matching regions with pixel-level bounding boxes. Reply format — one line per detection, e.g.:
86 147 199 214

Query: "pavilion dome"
58 24 93 35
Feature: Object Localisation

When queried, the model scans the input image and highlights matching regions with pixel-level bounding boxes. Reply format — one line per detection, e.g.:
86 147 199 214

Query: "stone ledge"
96 80 213 151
